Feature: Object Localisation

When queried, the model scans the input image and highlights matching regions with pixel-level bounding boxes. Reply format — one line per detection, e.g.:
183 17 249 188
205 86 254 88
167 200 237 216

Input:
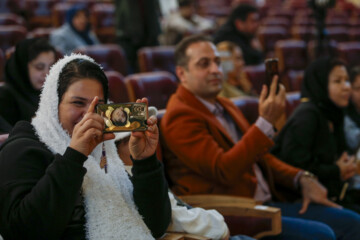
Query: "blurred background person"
213 4 263 65
272 57 360 212
0 38 56 133
344 67 360 156
115 0 162 72
216 41 256 98
160 0 214 45
50 4 99 55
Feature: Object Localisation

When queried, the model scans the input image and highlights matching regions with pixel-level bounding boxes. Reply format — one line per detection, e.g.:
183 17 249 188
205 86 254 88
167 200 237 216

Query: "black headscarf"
4 38 42 120
66 4 94 45
301 57 348 153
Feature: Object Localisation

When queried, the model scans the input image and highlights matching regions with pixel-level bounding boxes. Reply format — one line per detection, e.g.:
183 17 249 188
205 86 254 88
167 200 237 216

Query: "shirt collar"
196 96 224 116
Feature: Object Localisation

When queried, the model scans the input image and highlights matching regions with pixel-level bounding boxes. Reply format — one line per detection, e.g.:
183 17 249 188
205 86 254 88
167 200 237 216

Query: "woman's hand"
70 97 114 156
336 152 357 181
129 98 159 160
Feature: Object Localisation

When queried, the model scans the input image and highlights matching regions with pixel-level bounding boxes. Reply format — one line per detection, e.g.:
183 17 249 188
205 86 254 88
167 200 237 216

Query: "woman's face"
351 75 360 111
72 10 88 32
28 51 56 90
232 47 244 76
328 65 351 108
58 78 105 136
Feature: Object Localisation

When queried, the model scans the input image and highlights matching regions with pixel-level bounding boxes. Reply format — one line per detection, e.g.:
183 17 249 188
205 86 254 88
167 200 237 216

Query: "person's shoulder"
50 24 71 37
0 121 45 153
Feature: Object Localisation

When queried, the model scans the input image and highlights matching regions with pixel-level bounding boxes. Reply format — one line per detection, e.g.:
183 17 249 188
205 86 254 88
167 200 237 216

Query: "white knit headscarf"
32 54 153 240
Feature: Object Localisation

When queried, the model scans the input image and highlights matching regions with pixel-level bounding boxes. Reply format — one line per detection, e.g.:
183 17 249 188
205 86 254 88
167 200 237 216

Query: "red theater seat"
326 27 350 43
243 64 265 95
138 46 176 76
261 17 290 29
258 26 289 54
275 39 307 91
125 71 178 110
291 26 316 43
90 3 115 43
232 96 259 124
52 3 71 27
337 42 360 68
25 0 57 29
74 44 129 76
104 71 129 103
0 25 27 52
27 27 55 39
0 13 25 26
0 0 23 14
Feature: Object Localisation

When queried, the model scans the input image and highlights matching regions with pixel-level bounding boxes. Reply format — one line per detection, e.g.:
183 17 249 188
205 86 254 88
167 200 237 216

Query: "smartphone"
265 58 280 95
96 102 148 132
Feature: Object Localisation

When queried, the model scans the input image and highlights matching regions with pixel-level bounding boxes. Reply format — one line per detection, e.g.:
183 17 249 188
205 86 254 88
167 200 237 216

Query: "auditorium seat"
125 71 178 110
337 42 360 68
0 0 23 14
291 26 316 43
349 28 360 42
52 3 71 27
27 27 55 39
90 3 115 43
137 46 176 76
25 0 57 29
267 9 294 21
326 27 350 43
258 26 289 54
0 13 25 26
74 44 129 76
307 39 338 62
243 64 265 95
0 25 27 52
232 96 259 124
261 17 290 29
104 71 130 103
275 39 307 91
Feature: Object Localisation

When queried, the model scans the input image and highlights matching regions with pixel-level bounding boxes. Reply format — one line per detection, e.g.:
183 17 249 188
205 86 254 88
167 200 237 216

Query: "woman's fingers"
87 96 99 114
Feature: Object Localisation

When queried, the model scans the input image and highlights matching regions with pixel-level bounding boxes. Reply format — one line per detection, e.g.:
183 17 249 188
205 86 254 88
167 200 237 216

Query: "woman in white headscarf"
0 54 171 239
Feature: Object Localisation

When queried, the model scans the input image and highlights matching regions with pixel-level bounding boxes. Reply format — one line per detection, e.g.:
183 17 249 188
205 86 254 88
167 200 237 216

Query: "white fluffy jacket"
32 54 153 240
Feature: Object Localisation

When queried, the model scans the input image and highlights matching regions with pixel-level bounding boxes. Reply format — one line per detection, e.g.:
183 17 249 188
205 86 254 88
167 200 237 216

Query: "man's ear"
176 66 187 84
234 19 245 32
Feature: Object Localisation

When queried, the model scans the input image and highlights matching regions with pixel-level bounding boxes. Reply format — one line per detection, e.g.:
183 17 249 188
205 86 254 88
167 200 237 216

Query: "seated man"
161 34 360 240
160 0 214 45
213 4 263 65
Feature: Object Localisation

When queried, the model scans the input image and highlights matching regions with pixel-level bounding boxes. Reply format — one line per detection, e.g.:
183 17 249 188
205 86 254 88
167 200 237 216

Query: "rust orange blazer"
161 85 301 199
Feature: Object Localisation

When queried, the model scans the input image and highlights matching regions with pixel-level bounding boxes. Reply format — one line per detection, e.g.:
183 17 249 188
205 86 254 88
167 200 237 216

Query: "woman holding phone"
0 54 171 239
271 57 360 212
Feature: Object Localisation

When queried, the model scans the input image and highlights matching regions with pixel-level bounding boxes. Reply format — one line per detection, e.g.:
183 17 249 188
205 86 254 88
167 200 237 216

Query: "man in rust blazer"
160 35 360 240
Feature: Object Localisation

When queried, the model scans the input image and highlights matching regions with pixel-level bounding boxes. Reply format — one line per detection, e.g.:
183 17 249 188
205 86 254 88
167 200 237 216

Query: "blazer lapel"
177 85 235 144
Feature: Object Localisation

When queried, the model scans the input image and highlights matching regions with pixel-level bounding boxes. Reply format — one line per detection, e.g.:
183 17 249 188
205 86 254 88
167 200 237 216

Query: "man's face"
235 12 259 36
176 41 224 102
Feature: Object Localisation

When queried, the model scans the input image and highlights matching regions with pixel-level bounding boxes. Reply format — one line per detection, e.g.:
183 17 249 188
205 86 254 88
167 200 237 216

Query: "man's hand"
129 98 159 160
299 174 342 214
0 134 9 144
259 76 286 126
336 152 357 181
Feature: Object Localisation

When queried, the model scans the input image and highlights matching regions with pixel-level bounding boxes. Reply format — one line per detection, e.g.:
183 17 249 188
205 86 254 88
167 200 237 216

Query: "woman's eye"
72 101 85 106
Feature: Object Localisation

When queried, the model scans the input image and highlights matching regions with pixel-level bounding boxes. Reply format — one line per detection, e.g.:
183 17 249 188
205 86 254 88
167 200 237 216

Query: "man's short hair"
178 0 194 7
229 4 258 23
175 34 213 68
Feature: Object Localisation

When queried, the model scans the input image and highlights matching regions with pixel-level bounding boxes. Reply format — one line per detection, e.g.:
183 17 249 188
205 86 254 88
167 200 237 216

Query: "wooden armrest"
179 194 256 208
178 195 281 239
159 232 210 240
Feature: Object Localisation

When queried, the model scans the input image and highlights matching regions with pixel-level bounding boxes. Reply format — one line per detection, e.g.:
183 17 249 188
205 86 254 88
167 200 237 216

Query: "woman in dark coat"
0 38 56 133
271 57 360 212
